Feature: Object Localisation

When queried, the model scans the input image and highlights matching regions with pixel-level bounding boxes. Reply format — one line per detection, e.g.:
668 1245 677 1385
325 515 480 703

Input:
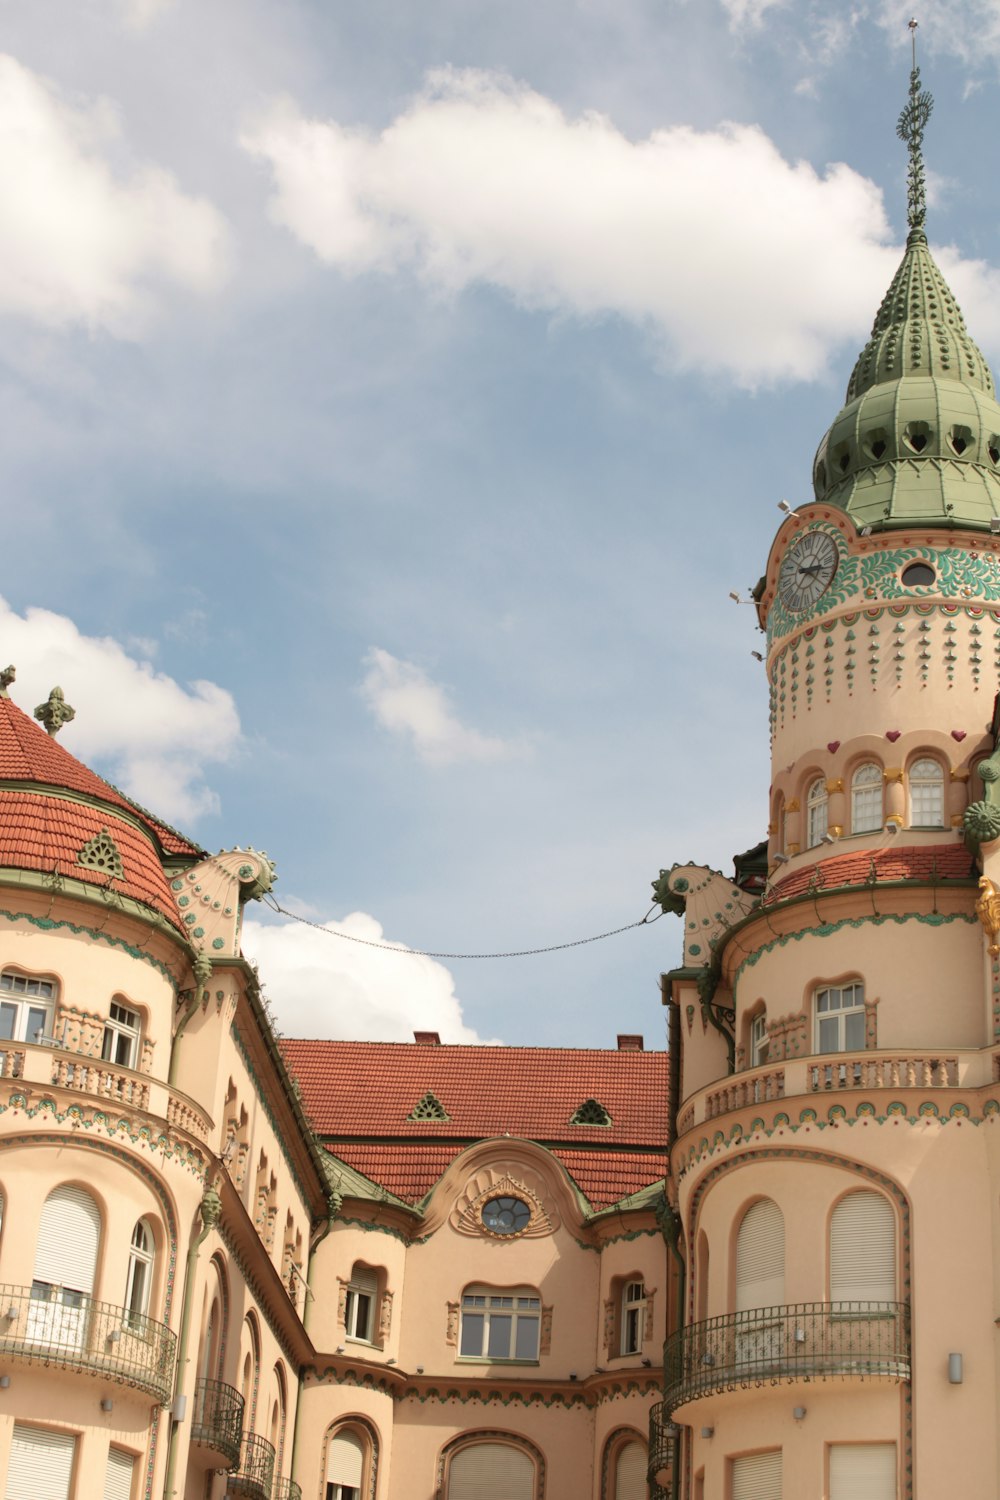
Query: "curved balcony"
663 1301 910 1413
648 1400 677 1499
227 1432 276 1500
274 1480 302 1500
0 1282 175 1402
191 1377 244 1470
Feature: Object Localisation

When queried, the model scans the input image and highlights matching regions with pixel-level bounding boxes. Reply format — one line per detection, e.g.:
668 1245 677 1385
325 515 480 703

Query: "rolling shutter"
448 1442 534 1500
615 1441 646 1500
6 1425 76 1500
732 1450 782 1500
349 1267 378 1297
103 1448 135 1500
327 1433 364 1487
736 1200 785 1312
830 1193 896 1303
33 1185 101 1292
829 1444 896 1498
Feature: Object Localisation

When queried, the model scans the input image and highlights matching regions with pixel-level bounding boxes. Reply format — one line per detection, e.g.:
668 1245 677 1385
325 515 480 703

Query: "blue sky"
2 0 999 1047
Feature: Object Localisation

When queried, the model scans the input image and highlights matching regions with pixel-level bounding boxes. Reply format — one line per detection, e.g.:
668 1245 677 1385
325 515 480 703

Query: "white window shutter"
349 1266 378 1297
448 1442 535 1500
732 1449 782 1500
326 1433 365 1486
829 1443 896 1498
33 1185 101 1293
615 1441 647 1500
736 1200 785 1311
830 1193 896 1303
6 1425 76 1500
103 1448 135 1500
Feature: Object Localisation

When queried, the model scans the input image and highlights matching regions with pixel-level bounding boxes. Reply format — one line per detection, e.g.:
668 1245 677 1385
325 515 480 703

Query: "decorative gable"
570 1098 612 1126
409 1090 449 1122
76 828 123 879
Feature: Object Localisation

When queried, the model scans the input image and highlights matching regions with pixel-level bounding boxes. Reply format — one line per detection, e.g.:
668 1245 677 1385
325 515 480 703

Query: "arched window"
447 1440 537 1500
459 1285 541 1361
910 757 945 826
830 1191 896 1304
613 1441 647 1500
749 1009 769 1068
125 1218 154 1322
806 777 828 847
815 981 865 1054
0 969 55 1044
29 1184 101 1347
773 794 786 854
102 1000 141 1068
619 1280 646 1356
851 762 883 833
344 1264 379 1343
326 1430 365 1500
735 1200 785 1311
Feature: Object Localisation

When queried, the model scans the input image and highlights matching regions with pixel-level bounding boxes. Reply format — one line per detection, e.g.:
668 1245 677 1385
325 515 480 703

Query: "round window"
481 1196 531 1235
901 562 936 587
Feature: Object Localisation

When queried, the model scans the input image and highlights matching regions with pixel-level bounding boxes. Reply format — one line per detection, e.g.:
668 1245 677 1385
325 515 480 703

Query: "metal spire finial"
896 18 933 233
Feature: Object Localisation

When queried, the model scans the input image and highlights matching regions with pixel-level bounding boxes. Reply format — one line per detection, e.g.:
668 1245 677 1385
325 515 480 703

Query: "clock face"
778 531 839 613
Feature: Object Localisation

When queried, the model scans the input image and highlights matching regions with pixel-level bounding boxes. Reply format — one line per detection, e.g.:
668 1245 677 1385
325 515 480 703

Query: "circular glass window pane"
901 561 936 586
481 1196 531 1235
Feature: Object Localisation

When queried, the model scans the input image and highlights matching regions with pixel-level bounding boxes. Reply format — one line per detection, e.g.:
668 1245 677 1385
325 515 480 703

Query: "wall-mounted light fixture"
990 518 1000 535
821 833 836 845
793 1328 806 1343
0 1375 10 1389
777 500 801 520
100 1398 114 1413
416 1366 424 1375
335 1345 345 1354
773 852 790 864
948 1353 964 1384
792 1406 807 1421
700 1426 714 1439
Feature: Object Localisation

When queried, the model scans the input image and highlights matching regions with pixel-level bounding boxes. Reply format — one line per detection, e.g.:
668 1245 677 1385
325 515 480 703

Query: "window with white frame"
102 1002 140 1068
447 1441 535 1500
6 1424 77 1500
851 763 883 833
459 1286 541 1361
125 1218 154 1322
806 778 828 847
326 1430 365 1500
830 1191 896 1303
620 1280 646 1355
909 757 945 826
829 1444 895 1499
344 1264 378 1343
731 1450 782 1500
750 1012 769 1067
0 970 54 1044
816 983 866 1054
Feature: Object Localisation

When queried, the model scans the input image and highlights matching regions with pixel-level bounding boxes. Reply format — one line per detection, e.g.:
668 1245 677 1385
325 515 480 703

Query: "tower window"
806 778 828 848
620 1281 646 1356
750 1012 769 1068
851 763 883 834
900 561 935 587
102 1002 140 1068
909 758 945 827
815 983 865 1054
903 421 931 453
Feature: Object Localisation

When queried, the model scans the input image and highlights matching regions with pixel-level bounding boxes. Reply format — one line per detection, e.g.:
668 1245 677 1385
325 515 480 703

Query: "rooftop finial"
34 686 75 737
0 667 14 699
897 18 933 234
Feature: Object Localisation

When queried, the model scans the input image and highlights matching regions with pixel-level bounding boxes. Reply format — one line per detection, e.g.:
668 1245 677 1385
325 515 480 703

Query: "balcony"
191 1377 245 1470
0 1282 176 1403
663 1301 910 1413
227 1432 276 1500
274 1480 302 1500
648 1400 677 1499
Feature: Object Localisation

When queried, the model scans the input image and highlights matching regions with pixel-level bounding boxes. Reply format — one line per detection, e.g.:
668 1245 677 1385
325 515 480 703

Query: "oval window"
481 1196 531 1235
901 562 935 587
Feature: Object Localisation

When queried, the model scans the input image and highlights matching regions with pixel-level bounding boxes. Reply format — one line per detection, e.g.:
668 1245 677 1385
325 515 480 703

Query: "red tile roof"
0 791 186 930
765 843 975 904
282 1039 669 1210
0 696 202 857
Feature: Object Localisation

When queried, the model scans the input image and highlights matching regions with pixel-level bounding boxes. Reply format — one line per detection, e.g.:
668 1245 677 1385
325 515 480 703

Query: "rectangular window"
750 1014 769 1067
0 973 54 1044
816 984 865 1054
621 1281 645 1355
732 1449 782 1500
829 1443 895 1498
6 1424 76 1500
459 1290 540 1361
102 1003 140 1068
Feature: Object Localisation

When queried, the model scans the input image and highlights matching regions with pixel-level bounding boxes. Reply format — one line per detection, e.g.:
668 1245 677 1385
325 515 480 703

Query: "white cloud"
117 0 172 25
718 0 787 27
0 597 241 825
242 911 489 1042
875 1 1000 67
241 69 912 385
361 647 522 766
0 53 229 335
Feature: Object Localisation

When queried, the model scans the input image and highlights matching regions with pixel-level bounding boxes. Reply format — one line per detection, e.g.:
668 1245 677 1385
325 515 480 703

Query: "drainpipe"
162 1185 222 1500
168 952 212 1089
289 1192 342 1480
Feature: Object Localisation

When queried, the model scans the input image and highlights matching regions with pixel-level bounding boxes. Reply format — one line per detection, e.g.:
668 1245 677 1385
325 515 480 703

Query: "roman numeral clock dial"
777 530 839 613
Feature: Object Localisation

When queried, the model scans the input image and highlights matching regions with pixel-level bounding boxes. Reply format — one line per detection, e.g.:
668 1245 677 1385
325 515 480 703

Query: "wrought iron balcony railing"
647 1399 677 1499
0 1282 175 1403
227 1432 276 1500
663 1301 910 1412
274 1480 302 1500
191 1377 245 1469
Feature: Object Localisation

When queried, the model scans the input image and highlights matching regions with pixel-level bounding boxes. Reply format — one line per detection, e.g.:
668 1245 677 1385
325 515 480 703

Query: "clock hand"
798 564 823 575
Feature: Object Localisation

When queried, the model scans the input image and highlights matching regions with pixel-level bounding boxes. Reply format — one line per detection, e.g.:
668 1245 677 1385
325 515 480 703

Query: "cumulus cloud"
242 911 488 1042
0 53 228 335
361 647 522 766
0 597 241 825
240 68 915 385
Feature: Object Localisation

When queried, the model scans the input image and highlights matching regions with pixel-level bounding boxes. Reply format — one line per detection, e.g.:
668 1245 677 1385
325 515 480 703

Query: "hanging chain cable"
261 892 662 960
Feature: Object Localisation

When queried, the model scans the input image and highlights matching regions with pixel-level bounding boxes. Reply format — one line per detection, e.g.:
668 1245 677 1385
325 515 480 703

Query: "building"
652 61 1000 1500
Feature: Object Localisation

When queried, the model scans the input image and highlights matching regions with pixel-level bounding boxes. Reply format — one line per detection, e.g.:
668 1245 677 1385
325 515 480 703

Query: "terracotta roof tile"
0 696 201 857
0 791 185 930
765 843 974 905
284 1039 668 1209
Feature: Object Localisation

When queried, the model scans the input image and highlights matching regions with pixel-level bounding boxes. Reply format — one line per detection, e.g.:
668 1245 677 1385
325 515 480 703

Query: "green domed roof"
811 62 1000 532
